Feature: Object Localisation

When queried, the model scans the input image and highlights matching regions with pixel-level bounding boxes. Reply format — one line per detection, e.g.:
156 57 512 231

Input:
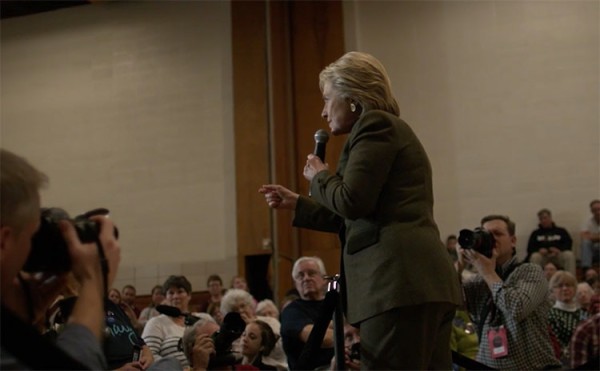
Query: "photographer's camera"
24 207 118 273
458 227 495 258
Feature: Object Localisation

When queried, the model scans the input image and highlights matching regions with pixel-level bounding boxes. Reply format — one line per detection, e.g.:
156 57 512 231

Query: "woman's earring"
350 103 356 112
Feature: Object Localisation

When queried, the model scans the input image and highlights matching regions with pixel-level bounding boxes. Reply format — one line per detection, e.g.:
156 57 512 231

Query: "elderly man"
280 256 334 370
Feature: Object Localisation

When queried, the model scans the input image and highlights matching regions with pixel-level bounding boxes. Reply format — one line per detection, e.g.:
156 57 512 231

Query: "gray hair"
0 149 48 232
220 288 255 315
255 299 279 318
319 51 400 116
181 313 217 364
292 256 327 280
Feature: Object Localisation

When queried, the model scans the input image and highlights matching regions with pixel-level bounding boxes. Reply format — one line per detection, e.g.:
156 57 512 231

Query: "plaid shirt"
463 257 561 369
570 313 600 369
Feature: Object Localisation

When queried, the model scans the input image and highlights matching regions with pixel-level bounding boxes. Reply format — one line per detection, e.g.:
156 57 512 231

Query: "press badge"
487 325 508 358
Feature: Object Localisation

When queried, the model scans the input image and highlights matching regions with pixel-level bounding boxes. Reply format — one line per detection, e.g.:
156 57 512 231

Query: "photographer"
329 321 360 371
181 313 253 371
457 214 560 369
0 149 121 369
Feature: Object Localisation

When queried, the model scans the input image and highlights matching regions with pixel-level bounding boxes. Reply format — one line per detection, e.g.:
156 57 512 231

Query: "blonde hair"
549 270 577 289
319 51 400 116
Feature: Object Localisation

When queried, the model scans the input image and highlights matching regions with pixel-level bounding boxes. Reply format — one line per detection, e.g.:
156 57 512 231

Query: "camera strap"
477 262 521 341
94 236 109 297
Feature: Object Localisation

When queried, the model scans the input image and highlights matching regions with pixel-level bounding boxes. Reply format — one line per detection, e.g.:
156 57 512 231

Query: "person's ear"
0 225 13 253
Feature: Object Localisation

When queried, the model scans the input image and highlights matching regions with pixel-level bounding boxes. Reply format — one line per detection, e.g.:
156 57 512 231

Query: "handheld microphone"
156 305 184 317
313 129 329 162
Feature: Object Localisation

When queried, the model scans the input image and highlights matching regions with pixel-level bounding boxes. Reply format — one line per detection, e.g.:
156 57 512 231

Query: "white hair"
256 299 279 317
292 256 327 280
181 313 217 363
220 288 255 315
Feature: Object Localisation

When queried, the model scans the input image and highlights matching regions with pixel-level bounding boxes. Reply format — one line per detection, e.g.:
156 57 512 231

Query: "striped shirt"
463 257 561 369
141 314 188 368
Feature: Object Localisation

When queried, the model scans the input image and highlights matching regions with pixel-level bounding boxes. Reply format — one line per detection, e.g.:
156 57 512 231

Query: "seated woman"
241 320 278 370
142 275 196 368
138 285 165 329
221 289 287 370
576 282 595 317
256 299 279 320
52 290 154 370
548 271 588 365
108 288 122 305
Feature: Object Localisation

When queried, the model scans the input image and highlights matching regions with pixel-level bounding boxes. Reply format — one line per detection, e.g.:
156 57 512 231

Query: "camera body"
23 207 117 273
181 311 245 368
208 312 245 368
458 227 495 258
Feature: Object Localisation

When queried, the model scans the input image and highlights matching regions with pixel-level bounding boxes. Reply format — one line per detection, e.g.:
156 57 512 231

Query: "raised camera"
23 207 118 273
458 227 495 258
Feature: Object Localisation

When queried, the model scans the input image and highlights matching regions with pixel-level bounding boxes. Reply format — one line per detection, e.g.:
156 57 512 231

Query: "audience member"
109 287 122 305
577 282 595 316
52 293 156 370
256 299 280 319
580 199 600 271
142 275 195 368
584 267 599 284
570 294 600 369
139 285 165 328
231 275 249 291
330 321 361 371
280 256 334 370
543 259 562 282
0 148 120 369
527 208 575 275
206 301 223 325
240 320 278 370
280 289 300 313
120 284 143 334
221 289 287 370
457 214 560 369
181 314 218 371
548 271 588 365
446 234 459 261
122 284 141 317
198 274 225 313
450 309 479 371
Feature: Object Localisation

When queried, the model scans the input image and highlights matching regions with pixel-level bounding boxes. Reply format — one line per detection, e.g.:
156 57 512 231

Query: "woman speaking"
259 51 461 369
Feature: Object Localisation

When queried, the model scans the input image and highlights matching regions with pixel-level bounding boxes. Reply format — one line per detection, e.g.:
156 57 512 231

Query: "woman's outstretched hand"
258 184 299 210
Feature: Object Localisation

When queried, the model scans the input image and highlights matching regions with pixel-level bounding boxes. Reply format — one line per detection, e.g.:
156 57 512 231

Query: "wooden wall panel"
289 1 346 277
232 0 345 301
231 1 271 278
268 0 298 301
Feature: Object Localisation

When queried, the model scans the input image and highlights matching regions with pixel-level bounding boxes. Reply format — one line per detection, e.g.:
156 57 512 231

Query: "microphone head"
156 304 183 317
314 129 329 144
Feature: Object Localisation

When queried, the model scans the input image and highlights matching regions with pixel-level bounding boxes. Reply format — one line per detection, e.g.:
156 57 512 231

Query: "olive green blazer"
293 110 462 324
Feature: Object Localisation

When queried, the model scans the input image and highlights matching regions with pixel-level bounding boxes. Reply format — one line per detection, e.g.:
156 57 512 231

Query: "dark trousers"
359 302 456 370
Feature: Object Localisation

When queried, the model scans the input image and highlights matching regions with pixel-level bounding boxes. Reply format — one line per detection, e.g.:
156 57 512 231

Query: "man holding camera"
457 214 560 369
0 149 121 369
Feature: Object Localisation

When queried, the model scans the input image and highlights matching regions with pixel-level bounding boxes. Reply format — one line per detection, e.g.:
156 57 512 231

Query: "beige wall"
2 0 598 299
0 1 237 294
345 0 599 259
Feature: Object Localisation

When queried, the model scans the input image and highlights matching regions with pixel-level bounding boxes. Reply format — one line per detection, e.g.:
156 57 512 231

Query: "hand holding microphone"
304 129 329 182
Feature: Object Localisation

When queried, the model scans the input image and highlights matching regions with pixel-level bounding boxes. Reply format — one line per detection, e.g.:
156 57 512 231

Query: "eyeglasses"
553 283 575 289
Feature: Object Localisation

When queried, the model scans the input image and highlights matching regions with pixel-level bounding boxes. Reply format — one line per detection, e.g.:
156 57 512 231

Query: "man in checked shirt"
456 214 561 369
